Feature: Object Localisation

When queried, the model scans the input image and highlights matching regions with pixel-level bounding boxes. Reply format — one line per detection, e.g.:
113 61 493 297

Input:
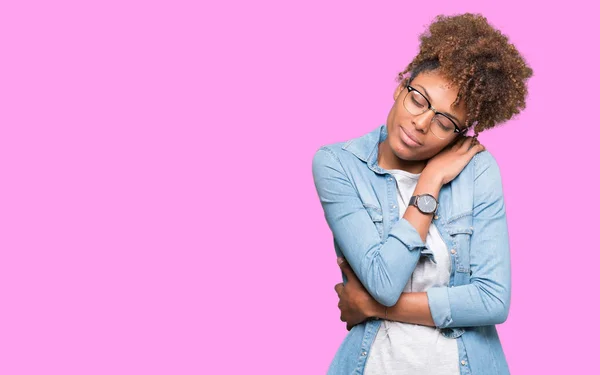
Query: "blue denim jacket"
312 125 511 375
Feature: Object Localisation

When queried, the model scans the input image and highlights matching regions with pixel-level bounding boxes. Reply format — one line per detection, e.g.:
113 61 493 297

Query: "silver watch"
408 194 438 215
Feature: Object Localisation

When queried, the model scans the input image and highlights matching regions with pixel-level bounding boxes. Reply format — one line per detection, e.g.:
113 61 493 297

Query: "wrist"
370 302 387 320
416 171 443 195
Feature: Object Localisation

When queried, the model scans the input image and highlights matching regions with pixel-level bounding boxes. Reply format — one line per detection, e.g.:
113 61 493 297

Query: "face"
385 70 468 162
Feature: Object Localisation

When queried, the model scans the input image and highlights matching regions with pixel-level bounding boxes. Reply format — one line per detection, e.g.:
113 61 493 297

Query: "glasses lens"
431 115 456 139
404 89 429 115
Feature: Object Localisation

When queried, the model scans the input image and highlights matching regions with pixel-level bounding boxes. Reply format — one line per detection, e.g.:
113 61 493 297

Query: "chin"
390 138 425 161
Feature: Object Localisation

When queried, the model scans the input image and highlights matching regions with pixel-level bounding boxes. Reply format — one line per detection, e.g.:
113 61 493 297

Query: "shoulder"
311 130 369 171
312 142 346 171
312 125 383 171
457 150 502 185
471 150 501 181
469 150 503 191
469 150 505 206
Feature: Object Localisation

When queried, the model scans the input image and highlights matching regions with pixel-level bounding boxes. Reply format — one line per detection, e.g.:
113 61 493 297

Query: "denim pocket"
363 204 384 240
447 226 473 274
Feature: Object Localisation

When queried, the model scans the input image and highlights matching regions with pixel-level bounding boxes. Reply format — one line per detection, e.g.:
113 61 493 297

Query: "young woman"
312 13 532 375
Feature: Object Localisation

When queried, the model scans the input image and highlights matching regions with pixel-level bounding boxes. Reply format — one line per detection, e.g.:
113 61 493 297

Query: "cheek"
425 138 454 154
398 138 453 160
417 146 443 160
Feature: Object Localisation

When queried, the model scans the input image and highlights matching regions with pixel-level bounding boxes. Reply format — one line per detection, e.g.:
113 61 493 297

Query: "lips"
399 126 423 146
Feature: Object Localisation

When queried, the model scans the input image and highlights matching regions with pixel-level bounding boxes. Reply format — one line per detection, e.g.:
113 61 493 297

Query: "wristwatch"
408 194 439 215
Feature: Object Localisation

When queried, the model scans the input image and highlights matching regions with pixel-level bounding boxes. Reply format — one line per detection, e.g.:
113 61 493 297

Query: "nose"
412 109 434 134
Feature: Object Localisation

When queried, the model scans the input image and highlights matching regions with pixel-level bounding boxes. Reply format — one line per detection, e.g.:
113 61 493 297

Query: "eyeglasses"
403 85 467 140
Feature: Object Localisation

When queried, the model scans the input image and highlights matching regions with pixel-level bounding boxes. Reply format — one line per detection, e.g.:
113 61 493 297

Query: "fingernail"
337 257 345 265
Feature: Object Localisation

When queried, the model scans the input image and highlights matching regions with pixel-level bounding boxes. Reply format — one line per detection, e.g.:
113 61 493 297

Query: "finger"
460 137 482 154
340 313 346 322
468 142 486 156
452 135 469 149
470 138 484 152
458 136 476 152
334 283 344 297
337 257 357 280
465 136 480 147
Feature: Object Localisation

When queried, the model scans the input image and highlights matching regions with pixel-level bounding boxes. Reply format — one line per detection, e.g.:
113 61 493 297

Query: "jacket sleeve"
427 152 511 327
312 147 430 307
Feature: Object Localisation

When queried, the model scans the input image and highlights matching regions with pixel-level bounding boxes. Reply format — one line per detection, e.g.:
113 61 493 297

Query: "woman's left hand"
334 257 382 331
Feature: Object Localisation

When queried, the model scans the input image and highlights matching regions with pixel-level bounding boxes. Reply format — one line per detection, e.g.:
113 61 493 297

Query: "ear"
393 84 404 101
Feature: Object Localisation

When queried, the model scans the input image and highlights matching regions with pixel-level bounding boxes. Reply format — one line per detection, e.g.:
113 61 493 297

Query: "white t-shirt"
364 168 460 375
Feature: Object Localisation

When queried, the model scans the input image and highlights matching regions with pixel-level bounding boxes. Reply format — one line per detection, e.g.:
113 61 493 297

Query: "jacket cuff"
389 218 435 262
389 218 428 250
427 286 453 328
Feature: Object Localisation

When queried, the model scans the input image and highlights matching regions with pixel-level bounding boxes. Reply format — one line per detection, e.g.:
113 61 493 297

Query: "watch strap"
408 195 418 208
409 194 438 214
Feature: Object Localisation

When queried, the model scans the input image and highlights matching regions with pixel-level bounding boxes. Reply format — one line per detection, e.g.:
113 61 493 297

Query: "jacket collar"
342 124 388 175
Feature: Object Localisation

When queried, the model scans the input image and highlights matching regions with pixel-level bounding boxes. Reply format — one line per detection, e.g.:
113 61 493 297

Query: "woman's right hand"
422 136 486 186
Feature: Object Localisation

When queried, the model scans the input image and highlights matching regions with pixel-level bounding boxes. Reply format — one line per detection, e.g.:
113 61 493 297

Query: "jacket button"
450 249 456 254
434 215 439 220
361 351 367 356
392 205 397 209
461 360 467 366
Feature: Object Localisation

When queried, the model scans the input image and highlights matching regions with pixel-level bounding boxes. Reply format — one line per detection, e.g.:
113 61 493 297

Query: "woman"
312 13 532 375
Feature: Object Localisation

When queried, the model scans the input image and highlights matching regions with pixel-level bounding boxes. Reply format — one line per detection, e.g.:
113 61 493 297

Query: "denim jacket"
312 125 511 375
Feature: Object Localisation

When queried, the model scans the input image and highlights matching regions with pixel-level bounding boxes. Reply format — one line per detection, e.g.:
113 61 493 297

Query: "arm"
312 147 440 307
335 259 435 329
335 256 436 327
336 149 507 329
426 152 511 327
358 154 510 328
373 292 435 326
375 157 510 327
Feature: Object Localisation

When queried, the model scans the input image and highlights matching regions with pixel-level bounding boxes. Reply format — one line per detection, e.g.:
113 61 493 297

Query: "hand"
334 257 382 331
423 136 485 186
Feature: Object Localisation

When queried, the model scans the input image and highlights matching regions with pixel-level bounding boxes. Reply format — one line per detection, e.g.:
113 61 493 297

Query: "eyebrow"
413 84 462 126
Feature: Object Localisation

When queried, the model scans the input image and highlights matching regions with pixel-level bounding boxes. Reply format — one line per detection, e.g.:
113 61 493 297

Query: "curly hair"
397 13 533 136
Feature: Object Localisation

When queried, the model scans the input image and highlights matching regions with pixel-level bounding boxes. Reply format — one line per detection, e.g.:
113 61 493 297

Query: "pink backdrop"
1 0 597 373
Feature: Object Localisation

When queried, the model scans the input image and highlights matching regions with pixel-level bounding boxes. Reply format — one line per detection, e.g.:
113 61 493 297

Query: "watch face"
417 194 437 214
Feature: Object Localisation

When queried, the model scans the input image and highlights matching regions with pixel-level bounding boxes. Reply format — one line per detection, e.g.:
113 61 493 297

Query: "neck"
377 140 427 174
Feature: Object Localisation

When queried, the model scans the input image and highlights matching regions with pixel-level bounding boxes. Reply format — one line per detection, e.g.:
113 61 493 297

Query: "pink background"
1 0 598 374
